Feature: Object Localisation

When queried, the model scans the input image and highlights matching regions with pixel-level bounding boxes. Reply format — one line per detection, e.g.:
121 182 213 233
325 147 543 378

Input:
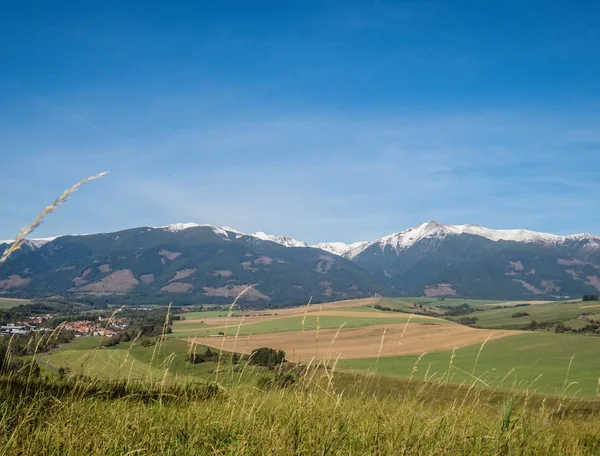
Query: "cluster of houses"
0 315 128 338
0 324 31 335
0 313 56 335
62 317 127 337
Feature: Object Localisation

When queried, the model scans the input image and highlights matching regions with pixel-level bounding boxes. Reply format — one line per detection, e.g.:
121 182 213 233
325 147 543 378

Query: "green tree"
248 347 286 368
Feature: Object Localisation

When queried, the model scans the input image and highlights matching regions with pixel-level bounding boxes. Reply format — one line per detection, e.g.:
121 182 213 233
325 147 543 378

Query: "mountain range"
1 221 599 305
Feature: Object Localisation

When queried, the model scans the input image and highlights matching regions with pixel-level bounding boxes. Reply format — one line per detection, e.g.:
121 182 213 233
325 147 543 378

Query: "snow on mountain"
157 223 308 247
313 241 368 256
23 237 59 248
159 222 202 232
363 221 600 256
0 237 58 248
4 221 597 257
250 232 308 248
158 222 246 239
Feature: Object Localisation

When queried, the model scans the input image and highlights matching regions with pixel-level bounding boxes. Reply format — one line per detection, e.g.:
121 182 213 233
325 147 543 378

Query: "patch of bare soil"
72 268 92 287
508 261 523 271
0 275 31 290
558 258 584 267
169 269 195 282
513 280 543 295
254 256 273 265
315 255 335 274
140 274 154 285
586 276 600 292
161 282 193 293
98 264 112 273
80 270 139 293
158 249 181 261
425 283 457 297
212 270 232 277
203 285 270 301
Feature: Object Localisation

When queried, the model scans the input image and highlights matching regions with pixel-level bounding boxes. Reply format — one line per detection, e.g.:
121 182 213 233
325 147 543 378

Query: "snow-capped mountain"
12 220 600 254
159 223 244 239
0 237 58 248
313 241 369 256
3 220 600 301
157 223 307 247
344 221 600 300
344 221 600 258
250 231 308 248
365 221 600 256
0 223 384 304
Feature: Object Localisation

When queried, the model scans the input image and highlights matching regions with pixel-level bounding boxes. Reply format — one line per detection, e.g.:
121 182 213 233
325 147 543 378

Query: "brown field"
189 322 519 361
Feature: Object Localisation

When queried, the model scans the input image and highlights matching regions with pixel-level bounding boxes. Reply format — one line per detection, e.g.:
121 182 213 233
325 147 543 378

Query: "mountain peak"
251 231 308 248
368 221 600 255
0 237 58 248
159 222 202 232
313 241 369 256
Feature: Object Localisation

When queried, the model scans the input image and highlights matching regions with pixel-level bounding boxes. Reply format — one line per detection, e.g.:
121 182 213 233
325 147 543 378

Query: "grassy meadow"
5 297 600 454
4 338 600 455
0 298 31 309
338 332 600 398
455 300 599 329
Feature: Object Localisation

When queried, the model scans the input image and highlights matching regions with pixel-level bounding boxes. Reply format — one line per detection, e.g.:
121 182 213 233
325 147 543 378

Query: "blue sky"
2 1 599 243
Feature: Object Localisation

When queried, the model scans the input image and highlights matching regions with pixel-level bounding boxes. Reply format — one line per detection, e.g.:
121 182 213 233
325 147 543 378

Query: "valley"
32 296 600 400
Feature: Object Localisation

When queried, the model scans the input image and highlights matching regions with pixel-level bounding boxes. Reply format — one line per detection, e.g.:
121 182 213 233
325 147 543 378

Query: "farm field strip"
176 297 382 322
480 300 553 307
173 313 441 338
458 300 595 329
398 297 504 307
189 322 518 361
178 309 439 327
0 297 31 309
336 332 600 398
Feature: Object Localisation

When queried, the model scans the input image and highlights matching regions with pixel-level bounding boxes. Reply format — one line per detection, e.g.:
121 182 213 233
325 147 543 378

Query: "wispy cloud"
3 107 600 242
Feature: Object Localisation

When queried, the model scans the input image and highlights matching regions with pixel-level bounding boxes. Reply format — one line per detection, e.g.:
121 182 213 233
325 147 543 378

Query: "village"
0 315 127 338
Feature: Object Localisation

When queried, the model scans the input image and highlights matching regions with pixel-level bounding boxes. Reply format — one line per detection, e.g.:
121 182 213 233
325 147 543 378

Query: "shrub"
187 347 218 364
457 316 478 326
248 347 286 368
555 323 571 333
527 320 538 330
511 312 530 318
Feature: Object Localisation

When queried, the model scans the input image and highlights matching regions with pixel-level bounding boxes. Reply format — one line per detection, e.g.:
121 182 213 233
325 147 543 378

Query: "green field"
338 332 600 398
0 298 30 309
401 297 503 307
176 310 239 319
43 337 267 386
456 300 596 329
337 297 502 312
172 314 440 337
42 346 167 380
